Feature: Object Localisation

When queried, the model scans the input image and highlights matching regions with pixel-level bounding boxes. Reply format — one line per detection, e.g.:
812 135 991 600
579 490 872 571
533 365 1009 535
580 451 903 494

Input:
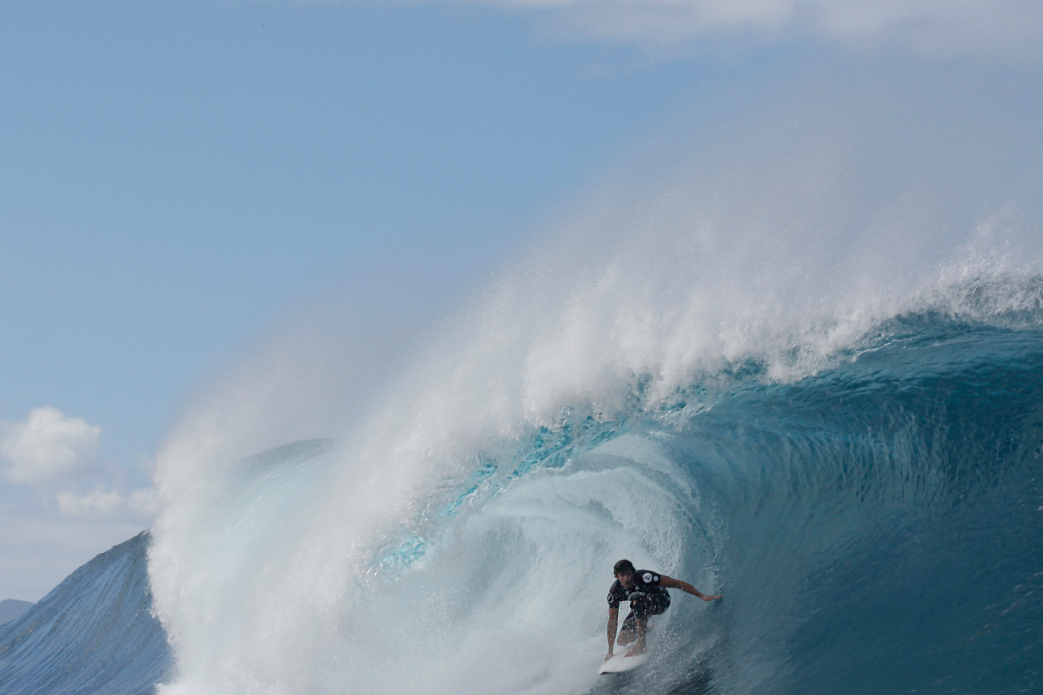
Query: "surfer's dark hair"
614 559 636 577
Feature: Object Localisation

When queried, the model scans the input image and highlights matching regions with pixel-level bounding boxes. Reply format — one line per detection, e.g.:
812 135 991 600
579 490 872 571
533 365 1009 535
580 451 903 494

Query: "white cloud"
466 0 1043 57
1 406 102 484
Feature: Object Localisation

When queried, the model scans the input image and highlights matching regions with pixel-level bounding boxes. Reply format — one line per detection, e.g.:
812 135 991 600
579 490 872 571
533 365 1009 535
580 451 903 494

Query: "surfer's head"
613 559 636 587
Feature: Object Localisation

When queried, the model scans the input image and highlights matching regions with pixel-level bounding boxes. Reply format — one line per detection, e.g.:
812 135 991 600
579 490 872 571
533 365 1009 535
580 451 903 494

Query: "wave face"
666 313 1043 694
0 533 171 695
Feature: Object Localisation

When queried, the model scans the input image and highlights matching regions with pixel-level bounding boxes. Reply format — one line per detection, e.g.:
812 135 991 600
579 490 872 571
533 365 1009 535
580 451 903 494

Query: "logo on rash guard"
643 572 653 583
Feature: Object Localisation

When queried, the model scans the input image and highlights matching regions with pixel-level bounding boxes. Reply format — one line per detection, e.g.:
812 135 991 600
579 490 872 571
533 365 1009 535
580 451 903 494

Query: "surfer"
605 559 721 660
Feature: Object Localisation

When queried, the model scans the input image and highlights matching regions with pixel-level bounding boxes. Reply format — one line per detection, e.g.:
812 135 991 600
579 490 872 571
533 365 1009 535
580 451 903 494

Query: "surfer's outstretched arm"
605 607 619 660
660 575 722 601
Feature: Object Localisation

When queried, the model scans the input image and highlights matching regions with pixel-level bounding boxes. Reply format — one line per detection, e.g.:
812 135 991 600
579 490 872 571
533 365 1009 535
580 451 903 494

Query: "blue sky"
2 0 1042 600
1 1 706 456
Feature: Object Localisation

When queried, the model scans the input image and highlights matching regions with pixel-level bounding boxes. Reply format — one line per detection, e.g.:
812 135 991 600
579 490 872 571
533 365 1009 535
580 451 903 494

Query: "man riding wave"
606 559 722 660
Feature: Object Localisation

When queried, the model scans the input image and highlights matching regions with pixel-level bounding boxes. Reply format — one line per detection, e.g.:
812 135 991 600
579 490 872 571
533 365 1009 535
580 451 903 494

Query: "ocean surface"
4 276 1041 695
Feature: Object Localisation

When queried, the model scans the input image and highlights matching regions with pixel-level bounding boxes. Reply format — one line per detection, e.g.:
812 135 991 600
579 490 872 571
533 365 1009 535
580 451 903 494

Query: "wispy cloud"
464 0 1043 57
0 406 158 518
1 407 101 484
55 487 125 516
55 487 159 517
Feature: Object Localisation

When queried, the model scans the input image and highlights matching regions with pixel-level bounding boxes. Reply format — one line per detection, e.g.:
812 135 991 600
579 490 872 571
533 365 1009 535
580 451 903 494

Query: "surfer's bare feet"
624 645 647 657
605 652 614 661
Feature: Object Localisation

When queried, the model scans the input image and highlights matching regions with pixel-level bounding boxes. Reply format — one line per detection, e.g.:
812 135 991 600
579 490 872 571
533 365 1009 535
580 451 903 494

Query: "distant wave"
0 533 170 695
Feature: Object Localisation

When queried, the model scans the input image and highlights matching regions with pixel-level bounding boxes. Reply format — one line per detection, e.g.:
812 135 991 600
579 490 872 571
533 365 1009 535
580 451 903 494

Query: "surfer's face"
616 572 634 589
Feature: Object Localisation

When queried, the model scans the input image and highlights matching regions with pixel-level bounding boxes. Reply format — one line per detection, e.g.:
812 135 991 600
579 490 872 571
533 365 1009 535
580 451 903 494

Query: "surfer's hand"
701 594 722 601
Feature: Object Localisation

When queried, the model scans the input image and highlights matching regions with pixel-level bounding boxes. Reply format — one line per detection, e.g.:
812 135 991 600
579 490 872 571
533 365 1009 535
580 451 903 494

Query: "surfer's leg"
626 597 652 655
617 611 637 645
627 592 669 655
633 617 649 654
623 617 649 656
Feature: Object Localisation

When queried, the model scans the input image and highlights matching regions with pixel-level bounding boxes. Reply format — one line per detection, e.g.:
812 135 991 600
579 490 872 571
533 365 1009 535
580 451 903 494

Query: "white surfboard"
598 651 649 674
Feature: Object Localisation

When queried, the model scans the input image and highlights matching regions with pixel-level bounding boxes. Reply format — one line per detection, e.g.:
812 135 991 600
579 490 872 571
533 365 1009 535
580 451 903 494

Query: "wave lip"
0 532 171 695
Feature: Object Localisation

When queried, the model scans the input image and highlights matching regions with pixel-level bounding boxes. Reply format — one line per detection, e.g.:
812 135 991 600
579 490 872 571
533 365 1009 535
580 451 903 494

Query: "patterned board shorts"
622 591 671 627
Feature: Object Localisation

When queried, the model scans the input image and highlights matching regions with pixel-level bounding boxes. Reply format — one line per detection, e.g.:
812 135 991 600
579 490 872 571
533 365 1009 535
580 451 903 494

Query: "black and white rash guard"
607 570 669 609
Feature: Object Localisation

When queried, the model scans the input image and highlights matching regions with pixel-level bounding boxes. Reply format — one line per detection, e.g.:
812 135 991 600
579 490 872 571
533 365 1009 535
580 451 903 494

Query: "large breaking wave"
7 288 1042 695
144 221 1043 693
134 74 1043 695
144 287 1043 695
